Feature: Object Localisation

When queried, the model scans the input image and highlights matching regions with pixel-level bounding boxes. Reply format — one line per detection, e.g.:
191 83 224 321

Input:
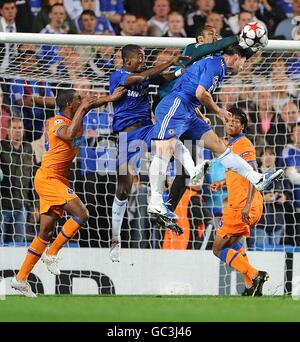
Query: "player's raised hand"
110 86 127 102
218 107 232 123
195 107 211 125
80 94 100 112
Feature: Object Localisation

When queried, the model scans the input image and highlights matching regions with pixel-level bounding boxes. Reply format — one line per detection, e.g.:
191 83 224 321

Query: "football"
240 21 268 49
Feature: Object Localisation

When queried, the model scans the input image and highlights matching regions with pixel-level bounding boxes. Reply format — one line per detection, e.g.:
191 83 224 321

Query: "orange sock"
17 236 49 281
237 246 253 287
220 247 258 280
47 217 82 256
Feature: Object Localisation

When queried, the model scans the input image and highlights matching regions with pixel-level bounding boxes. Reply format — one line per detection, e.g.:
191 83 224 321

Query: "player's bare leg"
213 234 269 296
111 170 135 262
11 210 58 297
201 130 284 191
42 198 89 275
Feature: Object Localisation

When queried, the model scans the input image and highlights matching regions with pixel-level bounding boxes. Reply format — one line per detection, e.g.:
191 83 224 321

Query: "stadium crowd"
0 0 300 250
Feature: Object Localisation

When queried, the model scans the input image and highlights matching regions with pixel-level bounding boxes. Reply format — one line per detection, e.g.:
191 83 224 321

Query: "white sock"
112 197 128 241
173 140 195 176
149 154 170 204
218 148 262 185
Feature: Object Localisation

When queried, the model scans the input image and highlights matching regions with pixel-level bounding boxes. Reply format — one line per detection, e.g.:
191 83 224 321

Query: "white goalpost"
0 33 300 296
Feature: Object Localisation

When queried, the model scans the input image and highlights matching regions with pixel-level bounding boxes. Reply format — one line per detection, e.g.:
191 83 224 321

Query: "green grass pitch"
1 296 300 322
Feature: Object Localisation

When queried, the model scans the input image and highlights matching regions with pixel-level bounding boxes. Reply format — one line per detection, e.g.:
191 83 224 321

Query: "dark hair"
223 45 247 57
238 10 253 19
49 3 64 12
56 89 76 111
120 12 136 22
0 0 16 8
195 24 215 40
121 44 142 60
260 146 275 157
228 106 248 131
80 9 97 20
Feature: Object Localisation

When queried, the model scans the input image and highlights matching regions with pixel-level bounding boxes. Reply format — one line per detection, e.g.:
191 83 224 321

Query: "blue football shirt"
171 55 226 108
109 67 152 132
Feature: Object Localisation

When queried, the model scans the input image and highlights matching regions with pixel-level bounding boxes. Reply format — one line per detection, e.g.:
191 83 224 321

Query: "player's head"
56 89 81 117
195 25 218 44
121 44 145 72
260 146 276 168
223 45 247 75
225 107 248 136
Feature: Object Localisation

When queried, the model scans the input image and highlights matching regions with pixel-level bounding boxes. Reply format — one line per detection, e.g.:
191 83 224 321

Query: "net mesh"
1 40 300 294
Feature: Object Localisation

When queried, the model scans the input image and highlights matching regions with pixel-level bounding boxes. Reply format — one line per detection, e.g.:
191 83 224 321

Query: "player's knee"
38 229 53 242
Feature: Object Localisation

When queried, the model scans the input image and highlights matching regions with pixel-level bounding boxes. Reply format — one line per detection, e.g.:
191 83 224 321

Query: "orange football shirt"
41 114 82 178
226 134 263 209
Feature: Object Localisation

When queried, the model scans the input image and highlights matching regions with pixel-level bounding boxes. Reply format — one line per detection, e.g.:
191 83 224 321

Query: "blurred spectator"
205 12 233 38
0 85 10 140
37 3 67 74
113 48 122 69
120 13 137 36
214 0 240 17
75 0 114 34
136 16 149 36
249 89 285 152
31 118 49 165
99 0 125 32
0 0 19 73
238 0 267 32
274 0 300 40
186 0 215 37
280 101 300 134
10 47 55 141
59 46 85 80
270 57 297 113
148 0 170 36
252 147 287 247
0 117 35 244
227 10 253 34
163 11 186 37
33 0 77 34
255 0 286 37
64 0 100 20
124 0 154 20
15 0 33 32
79 9 98 34
282 122 300 211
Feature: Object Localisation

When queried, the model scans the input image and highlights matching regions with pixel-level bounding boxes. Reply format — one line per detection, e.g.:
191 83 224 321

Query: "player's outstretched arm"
57 88 126 141
124 55 190 86
185 36 239 66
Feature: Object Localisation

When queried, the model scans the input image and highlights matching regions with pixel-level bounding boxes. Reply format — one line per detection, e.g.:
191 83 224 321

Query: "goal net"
1 34 300 296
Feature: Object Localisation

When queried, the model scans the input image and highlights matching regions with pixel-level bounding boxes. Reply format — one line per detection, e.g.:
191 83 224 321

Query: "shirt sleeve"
51 118 69 137
198 59 220 91
236 140 257 163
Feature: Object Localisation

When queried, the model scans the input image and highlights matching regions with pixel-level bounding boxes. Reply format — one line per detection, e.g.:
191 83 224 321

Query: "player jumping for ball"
147 45 284 221
11 87 126 297
211 107 268 296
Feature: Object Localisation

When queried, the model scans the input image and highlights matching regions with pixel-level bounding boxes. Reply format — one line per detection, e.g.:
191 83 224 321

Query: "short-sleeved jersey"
109 67 152 132
41 114 82 178
171 55 226 109
226 134 263 209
